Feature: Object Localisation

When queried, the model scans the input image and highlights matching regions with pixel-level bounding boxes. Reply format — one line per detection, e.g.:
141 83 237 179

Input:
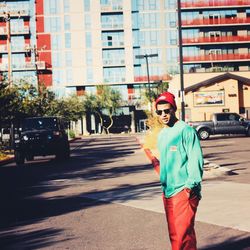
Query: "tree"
83 85 121 134
50 95 85 122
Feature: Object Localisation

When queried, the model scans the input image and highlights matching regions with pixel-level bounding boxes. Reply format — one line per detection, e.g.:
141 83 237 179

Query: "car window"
217 114 229 121
22 118 58 131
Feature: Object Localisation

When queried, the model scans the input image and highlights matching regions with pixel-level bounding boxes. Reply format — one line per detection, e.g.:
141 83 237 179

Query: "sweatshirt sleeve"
183 126 204 190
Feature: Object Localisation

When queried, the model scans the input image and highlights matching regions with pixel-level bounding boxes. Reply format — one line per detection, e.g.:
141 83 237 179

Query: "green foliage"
49 94 85 122
0 78 86 133
82 85 121 134
144 81 170 104
68 130 76 139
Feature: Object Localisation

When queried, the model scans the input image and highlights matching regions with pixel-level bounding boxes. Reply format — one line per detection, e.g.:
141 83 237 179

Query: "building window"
65 33 71 48
64 0 70 12
85 32 92 48
52 52 63 67
53 69 64 86
164 0 176 9
86 68 93 83
45 17 61 32
103 67 126 83
84 14 91 29
66 69 73 82
45 0 60 14
84 0 90 11
65 51 72 67
86 51 93 64
64 15 71 31
52 35 62 50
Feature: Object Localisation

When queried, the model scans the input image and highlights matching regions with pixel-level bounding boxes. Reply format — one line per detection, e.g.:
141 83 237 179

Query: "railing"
183 53 250 62
181 0 250 8
102 40 124 47
103 77 126 83
0 27 7 35
0 61 46 71
0 45 7 53
0 44 32 53
103 58 125 66
11 26 29 35
0 9 29 17
182 35 250 44
100 4 123 12
102 23 123 30
182 17 250 26
134 75 162 82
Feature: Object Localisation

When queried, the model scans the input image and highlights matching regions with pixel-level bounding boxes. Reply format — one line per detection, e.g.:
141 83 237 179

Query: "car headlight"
23 135 29 141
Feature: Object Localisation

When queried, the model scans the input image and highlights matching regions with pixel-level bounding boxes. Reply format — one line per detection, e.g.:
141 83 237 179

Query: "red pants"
162 189 199 250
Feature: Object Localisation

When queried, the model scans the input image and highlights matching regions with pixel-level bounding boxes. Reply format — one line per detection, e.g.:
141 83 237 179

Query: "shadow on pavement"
0 136 156 249
201 236 250 250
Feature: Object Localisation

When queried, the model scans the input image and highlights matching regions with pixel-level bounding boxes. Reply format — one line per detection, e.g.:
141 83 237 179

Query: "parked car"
14 117 70 165
188 112 250 140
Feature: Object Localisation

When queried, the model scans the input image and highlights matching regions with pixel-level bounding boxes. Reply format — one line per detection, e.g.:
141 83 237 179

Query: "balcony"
134 75 162 82
0 61 46 71
101 22 123 30
183 53 250 63
181 0 250 9
0 27 7 35
100 4 123 12
11 26 30 35
182 17 250 27
182 35 250 45
102 40 124 48
0 9 30 17
103 58 125 66
0 44 32 53
103 76 126 83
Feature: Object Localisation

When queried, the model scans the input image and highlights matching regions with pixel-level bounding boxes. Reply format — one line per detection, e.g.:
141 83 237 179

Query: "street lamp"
135 53 158 101
177 0 185 121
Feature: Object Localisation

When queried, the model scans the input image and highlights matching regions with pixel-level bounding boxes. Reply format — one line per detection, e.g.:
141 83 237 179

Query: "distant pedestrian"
155 91 203 250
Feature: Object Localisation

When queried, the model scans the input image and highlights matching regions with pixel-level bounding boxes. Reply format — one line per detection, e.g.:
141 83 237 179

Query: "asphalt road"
0 134 249 250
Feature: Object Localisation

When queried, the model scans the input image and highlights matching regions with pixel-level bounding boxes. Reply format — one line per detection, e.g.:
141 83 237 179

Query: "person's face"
156 103 175 126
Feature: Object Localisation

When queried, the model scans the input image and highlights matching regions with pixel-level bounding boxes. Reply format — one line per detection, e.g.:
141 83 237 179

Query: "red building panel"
36 0 44 15
36 16 44 33
37 34 51 50
38 73 52 87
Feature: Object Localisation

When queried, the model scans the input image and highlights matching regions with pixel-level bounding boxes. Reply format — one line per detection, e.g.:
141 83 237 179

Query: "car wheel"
198 129 210 140
246 129 250 137
14 150 25 166
56 144 70 160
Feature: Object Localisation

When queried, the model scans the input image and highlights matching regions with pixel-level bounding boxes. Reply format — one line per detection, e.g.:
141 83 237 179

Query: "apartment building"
180 0 250 73
0 0 52 87
1 0 250 130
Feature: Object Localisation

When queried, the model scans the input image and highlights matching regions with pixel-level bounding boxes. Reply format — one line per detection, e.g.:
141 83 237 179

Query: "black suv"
14 117 70 165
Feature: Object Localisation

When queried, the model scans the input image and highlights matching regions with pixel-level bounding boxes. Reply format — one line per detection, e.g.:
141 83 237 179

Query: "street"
0 134 250 250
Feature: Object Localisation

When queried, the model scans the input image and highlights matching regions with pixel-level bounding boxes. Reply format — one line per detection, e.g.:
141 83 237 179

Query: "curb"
0 156 14 166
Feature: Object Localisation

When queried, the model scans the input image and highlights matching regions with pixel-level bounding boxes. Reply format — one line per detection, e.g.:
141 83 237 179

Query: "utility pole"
4 12 12 86
177 0 185 121
26 44 44 92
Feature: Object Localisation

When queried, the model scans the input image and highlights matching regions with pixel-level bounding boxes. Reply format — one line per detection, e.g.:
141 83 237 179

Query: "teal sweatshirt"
157 120 203 198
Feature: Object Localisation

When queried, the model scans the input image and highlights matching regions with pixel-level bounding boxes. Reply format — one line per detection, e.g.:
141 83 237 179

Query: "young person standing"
155 91 203 250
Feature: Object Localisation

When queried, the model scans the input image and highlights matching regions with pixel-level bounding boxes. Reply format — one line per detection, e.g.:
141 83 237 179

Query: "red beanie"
155 92 177 111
